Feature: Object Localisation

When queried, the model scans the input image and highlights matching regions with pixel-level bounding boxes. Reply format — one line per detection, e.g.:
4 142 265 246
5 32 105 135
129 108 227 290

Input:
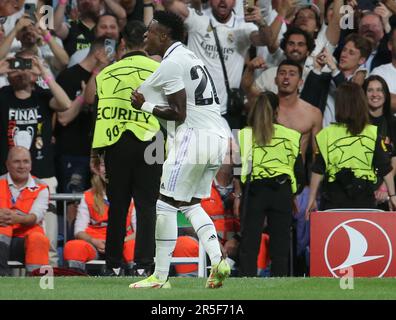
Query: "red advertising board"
310 211 396 277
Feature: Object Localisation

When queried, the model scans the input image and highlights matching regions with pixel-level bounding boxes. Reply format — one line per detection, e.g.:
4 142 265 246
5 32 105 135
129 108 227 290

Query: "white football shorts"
160 125 228 202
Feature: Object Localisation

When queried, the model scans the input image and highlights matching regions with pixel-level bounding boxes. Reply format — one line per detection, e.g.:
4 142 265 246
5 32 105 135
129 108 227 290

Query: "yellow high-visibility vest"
92 54 160 148
316 123 378 182
239 124 301 193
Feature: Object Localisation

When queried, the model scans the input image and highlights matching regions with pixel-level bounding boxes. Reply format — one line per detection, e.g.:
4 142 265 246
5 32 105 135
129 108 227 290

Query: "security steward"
0 146 50 276
237 92 304 277
305 82 396 217
92 20 161 276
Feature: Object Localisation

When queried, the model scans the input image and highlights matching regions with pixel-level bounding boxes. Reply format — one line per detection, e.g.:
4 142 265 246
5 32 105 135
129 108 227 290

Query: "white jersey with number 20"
139 42 228 138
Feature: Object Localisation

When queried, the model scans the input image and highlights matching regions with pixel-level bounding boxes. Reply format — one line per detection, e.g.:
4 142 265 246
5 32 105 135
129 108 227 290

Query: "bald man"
0 146 50 276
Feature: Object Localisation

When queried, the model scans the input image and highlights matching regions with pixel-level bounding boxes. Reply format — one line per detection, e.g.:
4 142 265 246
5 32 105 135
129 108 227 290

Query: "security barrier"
8 193 207 277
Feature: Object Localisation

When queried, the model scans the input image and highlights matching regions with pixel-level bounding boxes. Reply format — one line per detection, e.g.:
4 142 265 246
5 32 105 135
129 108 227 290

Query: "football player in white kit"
129 10 231 289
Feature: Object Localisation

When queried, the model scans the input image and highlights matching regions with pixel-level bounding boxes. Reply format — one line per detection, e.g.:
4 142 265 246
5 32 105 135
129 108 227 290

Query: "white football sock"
180 203 222 266
153 199 178 281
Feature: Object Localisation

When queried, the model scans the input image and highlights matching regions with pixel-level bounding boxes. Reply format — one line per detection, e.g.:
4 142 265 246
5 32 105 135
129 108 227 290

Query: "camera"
9 58 33 70
24 3 37 23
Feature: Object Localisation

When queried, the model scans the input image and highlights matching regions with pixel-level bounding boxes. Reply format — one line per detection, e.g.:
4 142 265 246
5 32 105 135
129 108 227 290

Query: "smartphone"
298 0 312 7
9 58 33 70
246 0 255 7
24 3 37 23
104 38 116 59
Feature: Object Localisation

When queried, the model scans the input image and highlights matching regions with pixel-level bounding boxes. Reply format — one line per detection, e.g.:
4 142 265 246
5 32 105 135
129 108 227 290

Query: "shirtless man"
275 59 322 161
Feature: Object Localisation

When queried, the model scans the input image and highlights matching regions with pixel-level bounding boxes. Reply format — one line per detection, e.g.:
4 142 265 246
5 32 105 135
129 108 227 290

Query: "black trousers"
239 178 293 277
0 238 26 276
320 182 376 210
222 113 244 130
104 131 162 269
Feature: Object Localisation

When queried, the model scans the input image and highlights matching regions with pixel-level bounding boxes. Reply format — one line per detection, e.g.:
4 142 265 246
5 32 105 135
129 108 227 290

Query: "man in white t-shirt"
163 0 272 129
371 27 396 111
264 1 342 67
0 13 67 87
241 27 315 97
129 11 230 289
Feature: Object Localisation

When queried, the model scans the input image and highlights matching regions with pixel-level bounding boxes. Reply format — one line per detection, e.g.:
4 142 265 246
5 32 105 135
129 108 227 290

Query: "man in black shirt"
67 14 120 68
0 50 72 266
54 0 126 56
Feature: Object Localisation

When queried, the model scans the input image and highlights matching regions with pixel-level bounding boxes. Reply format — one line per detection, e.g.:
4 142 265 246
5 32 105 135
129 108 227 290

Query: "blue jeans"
56 155 90 243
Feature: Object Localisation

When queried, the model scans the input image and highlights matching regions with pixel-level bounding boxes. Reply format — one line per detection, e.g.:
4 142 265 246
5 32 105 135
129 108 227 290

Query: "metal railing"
50 193 83 247
49 193 207 277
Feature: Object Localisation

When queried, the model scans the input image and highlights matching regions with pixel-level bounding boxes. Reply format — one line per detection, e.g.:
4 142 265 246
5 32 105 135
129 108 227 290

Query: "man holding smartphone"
0 13 70 78
53 0 126 57
67 14 120 68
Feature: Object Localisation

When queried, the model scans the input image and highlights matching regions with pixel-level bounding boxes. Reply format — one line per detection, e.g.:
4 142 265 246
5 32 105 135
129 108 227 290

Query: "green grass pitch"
1 277 396 300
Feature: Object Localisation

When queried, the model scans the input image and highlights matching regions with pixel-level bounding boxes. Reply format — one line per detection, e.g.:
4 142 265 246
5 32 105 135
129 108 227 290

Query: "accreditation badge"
35 136 43 150
227 32 234 44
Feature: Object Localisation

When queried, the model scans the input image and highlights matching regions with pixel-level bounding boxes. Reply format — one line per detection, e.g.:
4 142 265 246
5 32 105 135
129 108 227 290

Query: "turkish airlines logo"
324 219 392 278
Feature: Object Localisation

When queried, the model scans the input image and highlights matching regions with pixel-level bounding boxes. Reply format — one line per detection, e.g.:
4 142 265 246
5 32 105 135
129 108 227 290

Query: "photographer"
0 13 69 76
0 51 72 267
53 0 126 57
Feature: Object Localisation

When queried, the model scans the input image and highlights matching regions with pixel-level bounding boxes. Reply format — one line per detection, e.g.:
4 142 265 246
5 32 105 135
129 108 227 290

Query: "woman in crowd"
238 91 304 277
305 82 396 217
63 155 135 274
363 75 396 210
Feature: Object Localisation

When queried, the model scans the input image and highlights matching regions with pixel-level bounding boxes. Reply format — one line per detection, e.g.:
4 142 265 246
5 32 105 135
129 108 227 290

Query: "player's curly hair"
153 10 185 42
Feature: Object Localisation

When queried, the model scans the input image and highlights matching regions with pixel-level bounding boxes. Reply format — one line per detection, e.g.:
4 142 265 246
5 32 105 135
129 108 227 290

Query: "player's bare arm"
131 89 187 121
